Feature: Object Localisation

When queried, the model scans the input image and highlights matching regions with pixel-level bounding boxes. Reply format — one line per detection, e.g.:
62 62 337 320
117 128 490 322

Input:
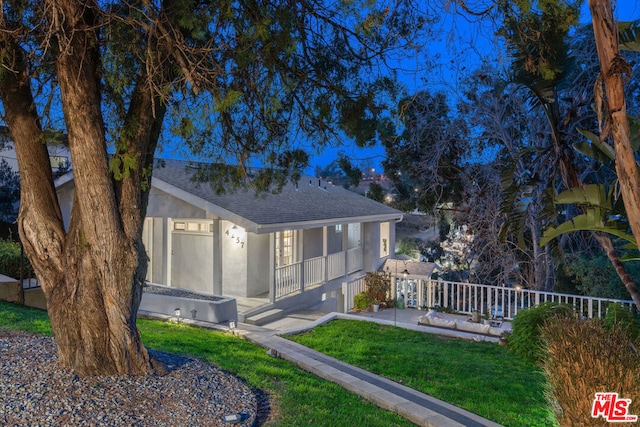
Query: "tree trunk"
588 0 640 309
0 0 166 376
46 0 161 376
594 233 640 308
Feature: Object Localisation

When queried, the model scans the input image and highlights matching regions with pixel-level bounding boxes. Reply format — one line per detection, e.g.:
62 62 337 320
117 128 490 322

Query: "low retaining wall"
0 274 21 304
140 292 238 325
2 276 238 324
0 275 46 309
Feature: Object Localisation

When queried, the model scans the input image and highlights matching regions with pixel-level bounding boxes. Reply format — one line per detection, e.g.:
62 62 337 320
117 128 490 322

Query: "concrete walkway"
232 310 504 427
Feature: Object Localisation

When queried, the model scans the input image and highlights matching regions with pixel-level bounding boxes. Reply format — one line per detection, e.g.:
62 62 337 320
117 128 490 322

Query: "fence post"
342 281 348 313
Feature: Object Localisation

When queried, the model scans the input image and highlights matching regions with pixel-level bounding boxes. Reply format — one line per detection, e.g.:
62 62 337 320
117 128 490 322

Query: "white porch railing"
327 252 346 280
304 256 326 287
275 262 302 299
342 276 636 320
275 248 363 300
347 247 363 274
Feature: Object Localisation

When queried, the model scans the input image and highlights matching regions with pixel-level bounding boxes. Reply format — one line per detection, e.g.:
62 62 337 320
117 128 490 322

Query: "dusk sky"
153 2 640 177
307 1 640 176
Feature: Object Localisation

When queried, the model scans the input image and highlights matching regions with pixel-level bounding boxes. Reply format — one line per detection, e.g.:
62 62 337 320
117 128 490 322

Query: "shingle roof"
380 259 440 278
152 159 402 233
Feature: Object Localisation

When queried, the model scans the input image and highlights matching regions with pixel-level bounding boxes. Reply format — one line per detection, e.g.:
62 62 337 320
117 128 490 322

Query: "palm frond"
619 20 640 52
540 208 636 247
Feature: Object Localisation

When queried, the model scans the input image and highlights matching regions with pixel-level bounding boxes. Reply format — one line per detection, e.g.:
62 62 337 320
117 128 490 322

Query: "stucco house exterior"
55 159 403 322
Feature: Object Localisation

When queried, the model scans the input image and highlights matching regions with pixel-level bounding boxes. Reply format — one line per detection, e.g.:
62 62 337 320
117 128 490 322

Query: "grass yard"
287 319 557 427
1 302 557 426
0 302 412 426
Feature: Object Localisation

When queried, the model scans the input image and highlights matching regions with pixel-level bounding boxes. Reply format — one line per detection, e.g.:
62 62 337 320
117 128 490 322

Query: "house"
0 127 71 174
55 159 403 322
0 128 70 235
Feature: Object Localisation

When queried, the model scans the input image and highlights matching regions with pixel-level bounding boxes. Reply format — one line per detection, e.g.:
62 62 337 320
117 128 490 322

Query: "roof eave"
253 213 403 234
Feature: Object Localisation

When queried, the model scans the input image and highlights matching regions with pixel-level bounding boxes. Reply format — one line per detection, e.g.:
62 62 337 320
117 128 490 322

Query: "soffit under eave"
252 213 404 235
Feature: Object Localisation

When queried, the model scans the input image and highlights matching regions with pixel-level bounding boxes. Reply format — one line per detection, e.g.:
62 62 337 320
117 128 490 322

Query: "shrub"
564 255 639 300
396 238 423 258
353 292 371 311
0 239 34 279
508 302 575 364
364 272 390 306
541 317 640 427
604 303 640 340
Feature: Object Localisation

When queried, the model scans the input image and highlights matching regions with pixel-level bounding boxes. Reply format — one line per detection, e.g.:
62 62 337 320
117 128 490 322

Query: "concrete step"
244 309 284 326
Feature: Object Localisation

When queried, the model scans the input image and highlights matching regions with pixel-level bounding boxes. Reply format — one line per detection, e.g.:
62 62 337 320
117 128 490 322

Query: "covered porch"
142 217 379 319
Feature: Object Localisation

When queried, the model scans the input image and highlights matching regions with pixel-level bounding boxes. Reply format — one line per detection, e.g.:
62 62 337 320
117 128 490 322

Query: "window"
380 222 390 257
173 220 213 233
335 224 342 233
49 156 69 169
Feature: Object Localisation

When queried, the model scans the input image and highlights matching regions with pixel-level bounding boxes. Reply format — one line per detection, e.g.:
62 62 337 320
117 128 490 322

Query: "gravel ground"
0 331 257 426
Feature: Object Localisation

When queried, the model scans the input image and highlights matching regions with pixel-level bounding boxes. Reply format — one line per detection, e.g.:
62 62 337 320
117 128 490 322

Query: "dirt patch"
396 213 434 242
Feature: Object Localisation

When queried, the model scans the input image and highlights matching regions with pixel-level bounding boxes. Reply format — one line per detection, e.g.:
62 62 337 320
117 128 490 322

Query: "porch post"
299 229 305 293
212 219 222 295
165 218 173 287
323 226 328 281
342 223 348 276
269 233 276 303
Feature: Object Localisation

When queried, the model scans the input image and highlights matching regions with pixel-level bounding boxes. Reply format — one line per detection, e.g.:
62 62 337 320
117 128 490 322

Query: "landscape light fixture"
224 413 248 423
174 307 181 323
393 260 410 327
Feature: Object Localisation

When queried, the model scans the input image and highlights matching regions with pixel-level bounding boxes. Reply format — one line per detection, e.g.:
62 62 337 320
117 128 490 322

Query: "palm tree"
497 1 639 300
539 15 640 307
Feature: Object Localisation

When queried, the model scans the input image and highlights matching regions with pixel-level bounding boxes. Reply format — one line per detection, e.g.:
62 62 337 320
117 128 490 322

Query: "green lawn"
0 301 557 426
0 302 412 426
287 319 557 427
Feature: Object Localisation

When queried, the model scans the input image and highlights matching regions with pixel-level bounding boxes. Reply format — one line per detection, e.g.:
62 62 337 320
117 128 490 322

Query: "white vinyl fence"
344 277 636 320
342 276 367 312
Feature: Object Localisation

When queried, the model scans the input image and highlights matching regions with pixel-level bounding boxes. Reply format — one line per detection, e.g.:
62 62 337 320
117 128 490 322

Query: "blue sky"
152 2 640 176
306 1 640 176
